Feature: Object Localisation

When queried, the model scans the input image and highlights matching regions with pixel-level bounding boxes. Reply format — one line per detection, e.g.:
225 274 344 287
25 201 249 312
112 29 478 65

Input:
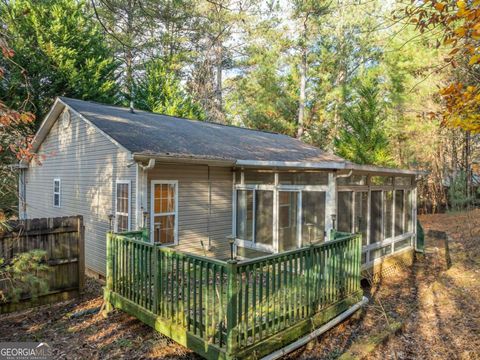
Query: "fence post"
104 232 114 316
226 259 238 358
77 216 85 293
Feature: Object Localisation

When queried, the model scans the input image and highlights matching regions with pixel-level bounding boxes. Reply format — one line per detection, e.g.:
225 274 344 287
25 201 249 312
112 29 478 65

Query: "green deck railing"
104 232 363 359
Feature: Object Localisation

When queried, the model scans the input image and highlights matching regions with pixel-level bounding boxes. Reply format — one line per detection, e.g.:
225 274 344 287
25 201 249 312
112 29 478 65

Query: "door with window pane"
152 182 177 245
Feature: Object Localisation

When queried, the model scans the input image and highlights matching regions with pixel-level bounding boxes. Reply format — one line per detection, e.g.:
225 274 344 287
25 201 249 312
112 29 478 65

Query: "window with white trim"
53 179 61 207
115 180 131 232
151 181 177 245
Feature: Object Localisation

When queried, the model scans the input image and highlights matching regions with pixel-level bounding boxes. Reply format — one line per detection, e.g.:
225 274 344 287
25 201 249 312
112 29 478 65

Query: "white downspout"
138 158 155 171
136 159 155 233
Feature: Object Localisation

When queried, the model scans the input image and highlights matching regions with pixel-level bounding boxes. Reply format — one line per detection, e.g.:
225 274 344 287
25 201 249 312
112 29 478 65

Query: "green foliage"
334 81 393 166
226 23 297 134
448 171 475 212
0 0 120 120
135 58 205 120
0 250 50 303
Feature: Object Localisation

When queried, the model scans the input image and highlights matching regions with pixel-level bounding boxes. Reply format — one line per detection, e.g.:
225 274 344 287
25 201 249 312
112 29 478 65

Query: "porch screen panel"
278 191 298 251
236 190 254 241
337 191 353 233
301 191 325 245
354 192 368 245
395 190 404 236
255 191 273 246
370 191 382 244
406 190 413 232
384 191 393 239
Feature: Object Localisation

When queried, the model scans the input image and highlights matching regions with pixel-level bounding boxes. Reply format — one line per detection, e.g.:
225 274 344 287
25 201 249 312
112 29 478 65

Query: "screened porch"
233 169 417 267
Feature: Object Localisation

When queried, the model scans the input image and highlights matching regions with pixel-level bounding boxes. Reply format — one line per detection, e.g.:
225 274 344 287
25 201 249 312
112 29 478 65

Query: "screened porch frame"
337 178 417 267
233 171 335 254
233 169 417 267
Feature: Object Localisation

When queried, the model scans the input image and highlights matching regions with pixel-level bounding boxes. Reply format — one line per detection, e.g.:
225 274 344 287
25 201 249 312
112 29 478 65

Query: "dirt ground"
288 210 480 360
0 210 479 359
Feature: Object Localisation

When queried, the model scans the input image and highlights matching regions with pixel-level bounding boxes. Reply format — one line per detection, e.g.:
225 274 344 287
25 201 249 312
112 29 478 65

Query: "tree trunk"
215 41 223 122
297 21 308 139
464 130 471 200
126 0 134 111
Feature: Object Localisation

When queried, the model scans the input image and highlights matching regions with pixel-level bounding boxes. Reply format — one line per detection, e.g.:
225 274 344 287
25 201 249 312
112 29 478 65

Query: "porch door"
278 191 300 252
151 181 178 245
277 190 326 251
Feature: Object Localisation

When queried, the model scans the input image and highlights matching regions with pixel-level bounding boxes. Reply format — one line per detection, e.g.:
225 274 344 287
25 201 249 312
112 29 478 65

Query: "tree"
291 0 330 138
403 0 480 132
0 36 35 217
334 81 393 166
448 170 476 211
188 0 256 123
225 4 299 134
0 0 119 120
135 58 205 120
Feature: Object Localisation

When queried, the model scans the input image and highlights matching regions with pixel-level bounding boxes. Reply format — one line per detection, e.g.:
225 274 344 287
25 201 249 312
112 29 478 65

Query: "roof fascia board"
345 163 426 176
235 160 347 170
29 98 64 156
58 98 132 157
133 153 235 167
24 98 132 166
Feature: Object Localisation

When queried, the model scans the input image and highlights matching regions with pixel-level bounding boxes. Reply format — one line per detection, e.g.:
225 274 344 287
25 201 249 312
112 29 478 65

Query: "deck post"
307 244 314 315
355 233 361 291
152 246 159 315
226 259 238 359
104 232 114 315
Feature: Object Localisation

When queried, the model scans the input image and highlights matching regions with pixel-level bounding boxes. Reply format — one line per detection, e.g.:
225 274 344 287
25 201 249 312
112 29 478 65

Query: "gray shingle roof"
60 97 345 163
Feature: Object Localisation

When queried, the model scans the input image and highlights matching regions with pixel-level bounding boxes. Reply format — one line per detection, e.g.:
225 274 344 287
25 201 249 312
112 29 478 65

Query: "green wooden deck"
104 231 363 359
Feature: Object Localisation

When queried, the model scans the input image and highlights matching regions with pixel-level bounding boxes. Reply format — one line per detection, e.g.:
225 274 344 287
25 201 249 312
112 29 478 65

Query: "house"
20 97 421 278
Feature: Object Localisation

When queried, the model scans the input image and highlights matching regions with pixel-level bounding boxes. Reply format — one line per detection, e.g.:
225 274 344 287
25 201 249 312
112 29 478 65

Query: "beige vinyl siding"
147 164 233 259
25 111 135 275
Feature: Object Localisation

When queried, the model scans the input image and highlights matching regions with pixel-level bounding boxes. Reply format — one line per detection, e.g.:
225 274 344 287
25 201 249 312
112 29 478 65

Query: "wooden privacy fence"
105 231 363 359
0 216 85 313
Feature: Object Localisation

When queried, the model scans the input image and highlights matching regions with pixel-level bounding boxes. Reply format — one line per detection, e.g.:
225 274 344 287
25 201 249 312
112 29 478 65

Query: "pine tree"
0 0 119 120
334 81 393 166
135 58 205 120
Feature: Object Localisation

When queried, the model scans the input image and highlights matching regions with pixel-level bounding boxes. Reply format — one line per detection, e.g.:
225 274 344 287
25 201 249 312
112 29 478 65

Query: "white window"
151 181 178 245
53 179 61 207
115 180 131 232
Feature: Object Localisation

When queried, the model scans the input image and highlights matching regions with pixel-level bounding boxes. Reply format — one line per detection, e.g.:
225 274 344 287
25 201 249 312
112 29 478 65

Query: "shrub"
0 250 50 303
